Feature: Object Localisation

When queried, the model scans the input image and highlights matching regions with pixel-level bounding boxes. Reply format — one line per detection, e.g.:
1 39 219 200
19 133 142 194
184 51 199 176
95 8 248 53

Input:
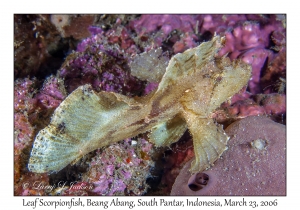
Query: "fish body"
28 36 251 173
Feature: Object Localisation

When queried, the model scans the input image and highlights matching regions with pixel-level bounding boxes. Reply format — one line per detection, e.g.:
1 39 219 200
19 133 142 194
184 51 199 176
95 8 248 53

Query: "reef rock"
171 116 286 195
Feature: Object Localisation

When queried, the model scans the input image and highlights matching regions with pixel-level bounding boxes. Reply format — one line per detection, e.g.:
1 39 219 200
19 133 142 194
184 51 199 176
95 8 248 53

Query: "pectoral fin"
148 114 187 147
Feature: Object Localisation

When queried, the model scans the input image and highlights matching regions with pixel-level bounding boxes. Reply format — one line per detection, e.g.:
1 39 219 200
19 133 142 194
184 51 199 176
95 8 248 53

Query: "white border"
3 0 298 209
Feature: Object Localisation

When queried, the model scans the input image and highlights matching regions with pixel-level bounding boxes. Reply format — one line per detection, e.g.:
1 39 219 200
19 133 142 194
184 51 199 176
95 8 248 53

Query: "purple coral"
82 138 154 195
14 78 37 156
14 78 37 114
59 27 144 95
217 20 285 94
214 92 286 125
14 76 68 195
129 15 202 38
218 21 272 57
128 14 203 52
173 32 199 53
14 79 50 195
200 14 247 34
35 75 67 110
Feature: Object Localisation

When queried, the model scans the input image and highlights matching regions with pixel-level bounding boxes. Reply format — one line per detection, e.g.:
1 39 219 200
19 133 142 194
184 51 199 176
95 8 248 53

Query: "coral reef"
14 14 139 79
214 93 286 125
200 14 246 35
35 75 67 110
82 138 154 195
217 18 286 94
48 138 154 196
59 26 143 94
14 112 35 155
14 14 286 196
14 77 66 195
129 15 201 43
14 77 37 118
171 116 286 195
260 49 286 94
128 14 203 53
14 78 37 185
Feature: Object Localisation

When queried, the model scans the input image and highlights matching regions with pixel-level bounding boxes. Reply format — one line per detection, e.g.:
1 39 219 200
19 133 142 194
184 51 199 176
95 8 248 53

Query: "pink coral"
225 93 285 119
226 99 266 118
240 48 274 93
218 22 273 58
173 32 198 53
14 113 35 154
129 14 203 52
81 138 154 195
253 93 286 115
129 15 201 38
60 31 143 95
14 78 37 114
14 103 50 196
35 75 67 110
214 92 285 126
14 77 68 196
14 78 37 183
200 14 247 35
106 25 136 51
217 22 277 93
14 78 38 153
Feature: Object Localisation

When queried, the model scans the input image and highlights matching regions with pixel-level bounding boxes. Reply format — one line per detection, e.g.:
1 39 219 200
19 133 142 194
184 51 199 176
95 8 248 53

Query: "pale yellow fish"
28 36 251 174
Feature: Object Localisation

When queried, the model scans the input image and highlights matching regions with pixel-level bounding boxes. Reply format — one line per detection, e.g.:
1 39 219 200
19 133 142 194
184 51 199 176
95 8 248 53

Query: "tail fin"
28 84 136 173
28 125 83 173
190 119 229 173
182 111 229 173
